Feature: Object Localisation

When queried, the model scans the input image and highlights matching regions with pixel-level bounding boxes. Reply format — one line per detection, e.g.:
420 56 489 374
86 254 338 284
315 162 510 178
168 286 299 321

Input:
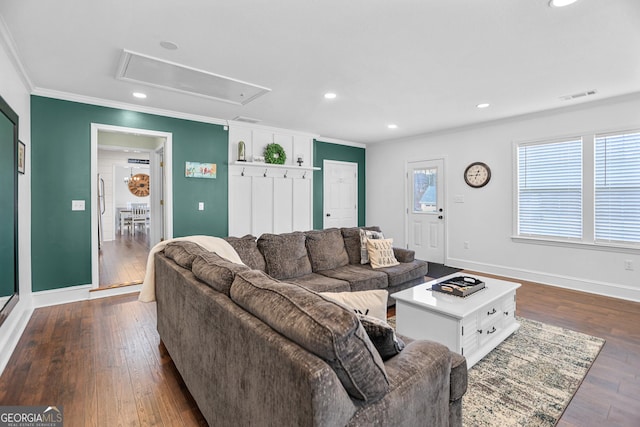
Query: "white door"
323 160 358 228
406 159 445 263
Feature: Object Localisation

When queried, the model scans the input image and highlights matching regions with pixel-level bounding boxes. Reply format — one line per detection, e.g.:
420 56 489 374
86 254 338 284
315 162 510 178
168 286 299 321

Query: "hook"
284 170 288 179
302 171 307 179
264 169 268 178
241 168 245 177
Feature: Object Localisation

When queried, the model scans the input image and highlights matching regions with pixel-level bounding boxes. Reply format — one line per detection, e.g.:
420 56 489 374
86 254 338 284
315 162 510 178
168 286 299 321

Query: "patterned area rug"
387 316 604 426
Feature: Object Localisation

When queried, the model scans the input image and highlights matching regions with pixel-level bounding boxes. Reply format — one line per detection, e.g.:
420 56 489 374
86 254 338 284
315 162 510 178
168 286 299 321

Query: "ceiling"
1 0 639 144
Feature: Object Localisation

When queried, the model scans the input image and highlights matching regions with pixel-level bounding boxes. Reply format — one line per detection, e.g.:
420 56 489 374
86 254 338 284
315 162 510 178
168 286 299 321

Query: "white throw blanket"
138 235 245 302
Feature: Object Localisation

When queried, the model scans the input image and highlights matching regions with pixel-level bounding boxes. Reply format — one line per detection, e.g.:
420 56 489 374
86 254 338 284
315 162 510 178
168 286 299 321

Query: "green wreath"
264 143 286 165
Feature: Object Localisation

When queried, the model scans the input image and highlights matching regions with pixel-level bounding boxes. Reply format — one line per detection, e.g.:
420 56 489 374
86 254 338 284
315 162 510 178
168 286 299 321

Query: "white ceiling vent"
559 90 597 101
116 50 271 105
232 116 262 124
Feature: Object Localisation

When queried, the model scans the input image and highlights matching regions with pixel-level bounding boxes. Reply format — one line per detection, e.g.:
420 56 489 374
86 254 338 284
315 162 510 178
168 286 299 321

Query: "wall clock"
464 162 491 188
128 173 150 197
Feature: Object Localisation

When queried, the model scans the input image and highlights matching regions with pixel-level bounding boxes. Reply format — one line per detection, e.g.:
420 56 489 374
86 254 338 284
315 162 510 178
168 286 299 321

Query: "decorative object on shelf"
253 155 265 163
264 143 286 165
297 156 303 166
17 140 25 174
464 162 491 188
185 161 217 179
237 140 246 161
128 173 150 197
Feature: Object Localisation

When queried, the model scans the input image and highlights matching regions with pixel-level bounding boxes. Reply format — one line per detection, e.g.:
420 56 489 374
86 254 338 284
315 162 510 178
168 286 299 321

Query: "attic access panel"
116 50 271 105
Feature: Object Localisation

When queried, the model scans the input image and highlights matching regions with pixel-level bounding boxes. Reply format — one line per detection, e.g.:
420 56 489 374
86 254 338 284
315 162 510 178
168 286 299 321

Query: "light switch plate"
198 202 204 211
72 200 85 211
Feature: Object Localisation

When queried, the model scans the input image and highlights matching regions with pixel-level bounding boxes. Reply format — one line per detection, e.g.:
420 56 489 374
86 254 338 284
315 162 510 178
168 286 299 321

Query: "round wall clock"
128 173 150 197
464 162 491 188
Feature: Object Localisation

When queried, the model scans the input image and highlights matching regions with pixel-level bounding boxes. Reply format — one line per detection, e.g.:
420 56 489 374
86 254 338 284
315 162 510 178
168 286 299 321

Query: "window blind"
595 131 640 244
517 139 582 239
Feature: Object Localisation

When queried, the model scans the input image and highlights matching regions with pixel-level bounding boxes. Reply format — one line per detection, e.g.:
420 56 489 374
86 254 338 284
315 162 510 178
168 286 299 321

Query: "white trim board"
0 302 33 376
447 257 640 303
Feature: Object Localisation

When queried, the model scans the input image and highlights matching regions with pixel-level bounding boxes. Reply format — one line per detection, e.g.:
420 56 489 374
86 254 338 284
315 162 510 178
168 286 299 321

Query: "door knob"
438 215 443 219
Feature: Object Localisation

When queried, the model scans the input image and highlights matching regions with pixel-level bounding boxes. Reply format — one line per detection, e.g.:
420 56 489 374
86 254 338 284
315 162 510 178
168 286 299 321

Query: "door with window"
406 159 445 263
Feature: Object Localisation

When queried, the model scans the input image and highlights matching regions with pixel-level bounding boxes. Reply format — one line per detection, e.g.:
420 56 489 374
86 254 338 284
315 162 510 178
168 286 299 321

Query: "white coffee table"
392 274 521 368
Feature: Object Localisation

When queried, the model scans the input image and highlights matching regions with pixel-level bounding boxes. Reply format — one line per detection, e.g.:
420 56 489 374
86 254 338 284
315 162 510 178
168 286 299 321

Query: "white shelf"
233 161 320 171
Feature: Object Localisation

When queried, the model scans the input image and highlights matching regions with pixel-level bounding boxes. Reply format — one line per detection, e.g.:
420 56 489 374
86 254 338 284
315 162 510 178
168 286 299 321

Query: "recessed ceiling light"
324 92 337 99
549 0 579 7
133 92 147 99
476 103 490 109
160 41 179 50
387 124 398 129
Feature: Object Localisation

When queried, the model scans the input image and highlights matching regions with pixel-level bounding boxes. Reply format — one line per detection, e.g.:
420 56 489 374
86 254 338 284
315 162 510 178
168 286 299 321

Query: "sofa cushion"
287 273 351 293
319 289 388 321
319 265 388 292
230 270 389 402
192 252 250 295
305 228 349 271
257 232 312 279
367 238 400 269
365 260 428 288
224 235 266 271
359 229 385 264
164 241 209 269
341 226 382 264
358 315 405 361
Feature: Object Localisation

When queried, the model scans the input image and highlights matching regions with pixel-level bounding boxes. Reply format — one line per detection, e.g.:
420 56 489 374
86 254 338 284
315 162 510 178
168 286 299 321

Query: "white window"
517 139 583 239
595 131 640 244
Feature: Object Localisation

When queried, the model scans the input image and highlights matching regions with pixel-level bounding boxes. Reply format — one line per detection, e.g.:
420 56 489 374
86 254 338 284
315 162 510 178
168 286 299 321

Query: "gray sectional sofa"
154 227 467 426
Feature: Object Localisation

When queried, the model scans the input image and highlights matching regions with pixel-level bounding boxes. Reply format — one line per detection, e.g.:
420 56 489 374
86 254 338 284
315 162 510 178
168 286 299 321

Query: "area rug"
387 316 604 426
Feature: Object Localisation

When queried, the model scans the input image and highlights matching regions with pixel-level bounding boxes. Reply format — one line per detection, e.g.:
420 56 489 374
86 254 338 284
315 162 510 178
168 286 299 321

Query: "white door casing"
406 159 445 264
323 160 358 229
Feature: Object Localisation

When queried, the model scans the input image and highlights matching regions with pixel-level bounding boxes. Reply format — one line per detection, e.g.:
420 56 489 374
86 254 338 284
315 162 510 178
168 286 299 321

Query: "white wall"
367 94 640 302
0 27 33 373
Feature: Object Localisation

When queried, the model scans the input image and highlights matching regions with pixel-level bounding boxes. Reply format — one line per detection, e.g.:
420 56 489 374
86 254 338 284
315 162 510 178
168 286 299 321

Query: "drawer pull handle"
487 326 497 334
487 308 497 315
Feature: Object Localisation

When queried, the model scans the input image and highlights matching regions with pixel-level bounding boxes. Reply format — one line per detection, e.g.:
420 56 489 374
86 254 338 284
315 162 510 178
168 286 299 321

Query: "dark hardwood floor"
0 274 638 426
98 230 150 288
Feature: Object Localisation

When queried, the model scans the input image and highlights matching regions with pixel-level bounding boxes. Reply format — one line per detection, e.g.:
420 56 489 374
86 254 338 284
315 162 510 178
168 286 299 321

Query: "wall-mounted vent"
560 90 597 101
116 50 271 106
232 116 262 124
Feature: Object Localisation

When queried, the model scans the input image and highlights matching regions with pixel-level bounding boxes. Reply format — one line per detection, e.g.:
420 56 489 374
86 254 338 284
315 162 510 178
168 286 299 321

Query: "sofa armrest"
392 247 415 263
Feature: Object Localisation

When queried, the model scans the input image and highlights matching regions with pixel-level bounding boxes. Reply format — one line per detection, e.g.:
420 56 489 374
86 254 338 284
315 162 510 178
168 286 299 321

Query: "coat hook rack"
241 168 245 177
264 169 268 178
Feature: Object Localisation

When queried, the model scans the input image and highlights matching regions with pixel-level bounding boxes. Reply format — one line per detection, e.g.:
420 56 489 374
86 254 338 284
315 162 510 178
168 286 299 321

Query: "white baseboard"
89 284 141 300
0 301 33 375
447 257 640 302
31 284 92 308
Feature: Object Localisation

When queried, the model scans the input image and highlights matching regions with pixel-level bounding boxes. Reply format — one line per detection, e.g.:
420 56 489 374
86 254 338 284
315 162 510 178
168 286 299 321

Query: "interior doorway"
323 160 358 229
90 124 173 290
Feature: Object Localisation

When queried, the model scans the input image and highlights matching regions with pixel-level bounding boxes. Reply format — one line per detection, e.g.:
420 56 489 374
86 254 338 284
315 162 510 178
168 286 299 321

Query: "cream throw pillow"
320 289 388 321
367 238 400 269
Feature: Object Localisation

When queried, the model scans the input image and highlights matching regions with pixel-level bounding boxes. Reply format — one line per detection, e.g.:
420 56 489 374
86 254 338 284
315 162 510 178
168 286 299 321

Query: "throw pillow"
230 270 389 402
359 229 385 264
319 289 388 321
367 238 400 269
358 315 406 361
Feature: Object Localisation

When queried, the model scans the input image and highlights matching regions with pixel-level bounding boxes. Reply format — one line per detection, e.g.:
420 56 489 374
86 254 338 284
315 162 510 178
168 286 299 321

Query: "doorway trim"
405 157 447 265
90 123 173 289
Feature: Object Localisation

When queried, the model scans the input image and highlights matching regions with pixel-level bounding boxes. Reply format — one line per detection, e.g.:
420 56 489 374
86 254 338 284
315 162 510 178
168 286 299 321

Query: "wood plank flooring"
98 231 150 288
0 274 638 426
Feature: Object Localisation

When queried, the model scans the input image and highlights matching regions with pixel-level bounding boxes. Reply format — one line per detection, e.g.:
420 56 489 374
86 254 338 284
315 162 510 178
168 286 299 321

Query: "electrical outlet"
624 260 634 271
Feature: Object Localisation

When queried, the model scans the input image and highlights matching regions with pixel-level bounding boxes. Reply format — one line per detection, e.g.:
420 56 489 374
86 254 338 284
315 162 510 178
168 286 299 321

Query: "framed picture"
185 161 216 179
17 140 25 174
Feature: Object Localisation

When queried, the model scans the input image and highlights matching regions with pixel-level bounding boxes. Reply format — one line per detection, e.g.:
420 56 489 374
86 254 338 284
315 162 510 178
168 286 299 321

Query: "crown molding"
0 15 34 92
314 136 367 149
31 88 229 127
226 119 319 139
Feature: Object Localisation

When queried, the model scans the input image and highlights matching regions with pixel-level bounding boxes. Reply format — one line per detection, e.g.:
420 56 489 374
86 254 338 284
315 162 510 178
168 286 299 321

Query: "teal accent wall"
31 96 228 292
313 140 366 229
